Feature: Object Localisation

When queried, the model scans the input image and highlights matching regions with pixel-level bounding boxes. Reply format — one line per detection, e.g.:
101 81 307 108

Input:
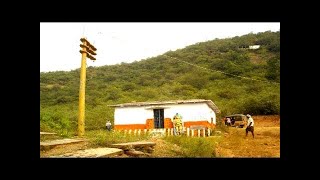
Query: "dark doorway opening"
153 109 164 129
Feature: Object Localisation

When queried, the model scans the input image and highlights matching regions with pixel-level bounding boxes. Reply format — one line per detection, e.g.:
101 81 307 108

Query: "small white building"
249 45 260 49
109 99 220 130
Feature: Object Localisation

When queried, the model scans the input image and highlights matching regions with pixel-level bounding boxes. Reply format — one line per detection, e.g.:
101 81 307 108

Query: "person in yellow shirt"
173 113 183 135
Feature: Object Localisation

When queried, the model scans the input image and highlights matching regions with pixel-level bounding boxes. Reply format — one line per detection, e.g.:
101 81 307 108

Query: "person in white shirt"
226 117 231 126
106 120 112 131
246 114 254 138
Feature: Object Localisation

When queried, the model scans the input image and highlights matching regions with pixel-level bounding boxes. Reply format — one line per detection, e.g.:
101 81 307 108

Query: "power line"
163 55 280 85
82 24 85 37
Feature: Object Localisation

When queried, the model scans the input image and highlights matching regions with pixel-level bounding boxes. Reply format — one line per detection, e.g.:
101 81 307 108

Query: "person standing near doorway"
173 113 183 135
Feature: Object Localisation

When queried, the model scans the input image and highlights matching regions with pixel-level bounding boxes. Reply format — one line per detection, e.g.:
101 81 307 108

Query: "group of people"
225 117 236 126
104 113 254 138
224 114 254 138
172 113 255 138
104 113 184 135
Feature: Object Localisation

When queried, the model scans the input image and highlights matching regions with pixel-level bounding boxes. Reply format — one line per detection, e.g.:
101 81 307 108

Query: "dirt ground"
147 115 280 158
40 115 280 158
215 115 280 157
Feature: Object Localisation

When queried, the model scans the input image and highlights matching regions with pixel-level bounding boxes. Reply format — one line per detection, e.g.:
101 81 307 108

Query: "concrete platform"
50 148 123 158
40 138 85 150
40 132 57 135
110 141 156 150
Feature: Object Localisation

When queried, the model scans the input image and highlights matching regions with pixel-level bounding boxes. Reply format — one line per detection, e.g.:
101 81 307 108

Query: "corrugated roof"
108 99 220 113
225 114 246 117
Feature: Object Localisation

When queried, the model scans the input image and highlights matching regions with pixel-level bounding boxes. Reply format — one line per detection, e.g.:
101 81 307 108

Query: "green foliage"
265 57 280 82
40 107 76 137
86 130 150 147
239 93 280 115
40 31 280 133
106 87 123 101
226 51 250 63
256 31 280 52
245 82 264 93
164 136 216 157
121 82 137 91
178 70 210 89
217 89 239 99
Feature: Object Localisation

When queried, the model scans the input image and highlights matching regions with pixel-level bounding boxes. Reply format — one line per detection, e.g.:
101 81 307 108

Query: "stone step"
49 148 123 158
40 132 57 135
110 141 156 150
40 138 85 151
125 149 151 157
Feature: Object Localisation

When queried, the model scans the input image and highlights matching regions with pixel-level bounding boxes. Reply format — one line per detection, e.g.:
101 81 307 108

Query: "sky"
40 22 280 72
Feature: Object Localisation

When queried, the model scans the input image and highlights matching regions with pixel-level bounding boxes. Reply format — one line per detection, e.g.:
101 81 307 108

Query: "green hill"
40 31 280 135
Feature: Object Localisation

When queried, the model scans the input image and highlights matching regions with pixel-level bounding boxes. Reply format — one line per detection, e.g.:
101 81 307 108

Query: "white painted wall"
114 102 216 125
249 45 260 49
114 106 153 125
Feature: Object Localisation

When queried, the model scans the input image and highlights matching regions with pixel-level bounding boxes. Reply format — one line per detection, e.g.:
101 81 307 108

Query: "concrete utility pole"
78 37 97 136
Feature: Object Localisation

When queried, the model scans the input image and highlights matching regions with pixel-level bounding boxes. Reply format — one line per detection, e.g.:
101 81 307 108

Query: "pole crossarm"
79 44 97 55
79 50 97 60
80 38 97 51
79 38 97 61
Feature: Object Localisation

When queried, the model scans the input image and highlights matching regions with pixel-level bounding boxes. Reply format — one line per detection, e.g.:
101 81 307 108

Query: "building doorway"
153 109 164 129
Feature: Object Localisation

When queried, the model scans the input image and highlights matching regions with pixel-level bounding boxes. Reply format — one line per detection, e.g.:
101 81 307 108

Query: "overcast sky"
40 22 280 72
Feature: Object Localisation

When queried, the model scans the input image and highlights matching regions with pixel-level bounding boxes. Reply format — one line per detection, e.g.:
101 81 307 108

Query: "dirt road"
215 115 280 157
